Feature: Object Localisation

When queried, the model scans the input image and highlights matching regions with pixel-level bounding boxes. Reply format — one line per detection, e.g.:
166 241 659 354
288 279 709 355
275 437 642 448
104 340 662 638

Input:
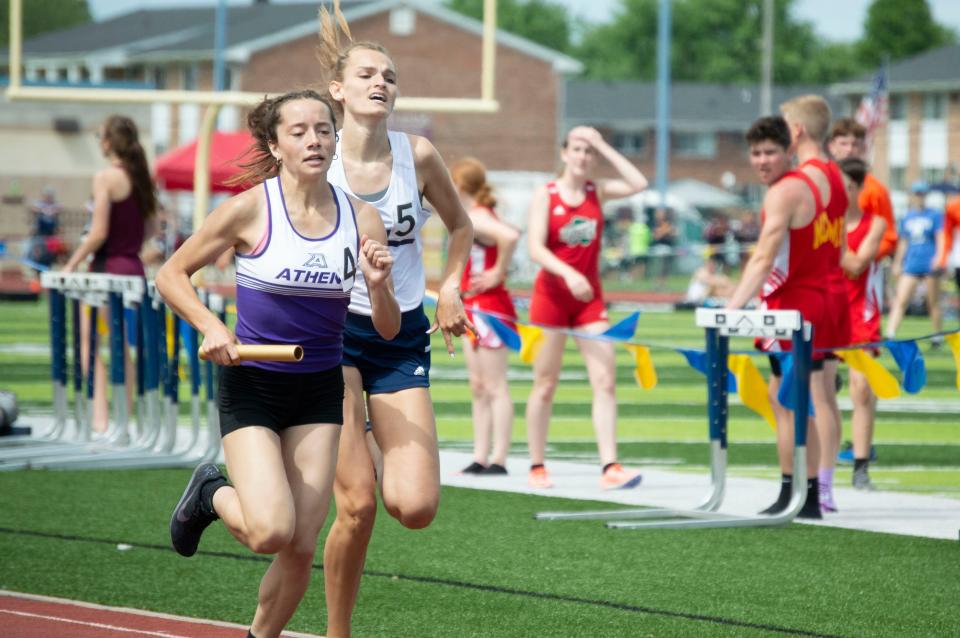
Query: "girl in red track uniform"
525 126 648 490
451 158 520 476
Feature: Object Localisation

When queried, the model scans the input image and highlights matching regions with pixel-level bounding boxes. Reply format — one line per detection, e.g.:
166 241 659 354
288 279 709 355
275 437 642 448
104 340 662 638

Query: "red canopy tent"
154 131 255 194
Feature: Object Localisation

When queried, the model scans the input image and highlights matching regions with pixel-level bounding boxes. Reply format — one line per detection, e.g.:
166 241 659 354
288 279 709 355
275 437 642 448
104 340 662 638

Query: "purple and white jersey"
235 176 359 372
328 131 430 315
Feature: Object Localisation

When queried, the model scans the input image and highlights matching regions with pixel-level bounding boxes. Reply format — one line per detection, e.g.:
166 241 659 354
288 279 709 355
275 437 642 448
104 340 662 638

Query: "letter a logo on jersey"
303 253 328 269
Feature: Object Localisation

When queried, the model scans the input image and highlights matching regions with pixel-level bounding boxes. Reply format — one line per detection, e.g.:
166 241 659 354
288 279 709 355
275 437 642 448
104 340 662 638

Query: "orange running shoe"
600 463 642 490
528 466 554 489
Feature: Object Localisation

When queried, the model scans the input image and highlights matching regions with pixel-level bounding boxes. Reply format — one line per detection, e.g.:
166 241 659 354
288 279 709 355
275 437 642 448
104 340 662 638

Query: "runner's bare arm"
726 181 802 309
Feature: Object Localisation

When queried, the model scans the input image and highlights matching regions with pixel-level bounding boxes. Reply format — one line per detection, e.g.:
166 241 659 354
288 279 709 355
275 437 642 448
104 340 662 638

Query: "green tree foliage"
858 0 955 68
0 0 91 47
578 0 863 84
445 0 571 54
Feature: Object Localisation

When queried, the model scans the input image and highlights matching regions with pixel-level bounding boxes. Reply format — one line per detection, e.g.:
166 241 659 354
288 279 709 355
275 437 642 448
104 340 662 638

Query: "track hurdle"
0 273 221 470
535 308 813 530
0 273 143 459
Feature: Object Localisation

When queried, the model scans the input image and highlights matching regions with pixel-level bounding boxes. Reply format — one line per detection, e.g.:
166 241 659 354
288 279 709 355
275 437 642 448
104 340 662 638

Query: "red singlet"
461 206 517 349
845 212 882 345
530 181 608 328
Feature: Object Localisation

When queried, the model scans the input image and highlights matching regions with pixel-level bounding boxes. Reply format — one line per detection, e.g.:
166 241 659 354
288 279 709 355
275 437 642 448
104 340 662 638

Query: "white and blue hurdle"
535 308 813 530
0 272 222 470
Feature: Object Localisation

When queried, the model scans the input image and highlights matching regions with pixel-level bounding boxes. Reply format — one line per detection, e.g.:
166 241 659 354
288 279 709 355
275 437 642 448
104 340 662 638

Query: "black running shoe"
461 461 487 474
170 463 224 557
797 494 823 519
482 463 508 475
759 480 791 515
759 498 789 515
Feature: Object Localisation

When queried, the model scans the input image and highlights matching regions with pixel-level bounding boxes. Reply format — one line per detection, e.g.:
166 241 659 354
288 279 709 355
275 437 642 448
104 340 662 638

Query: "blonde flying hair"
780 94 832 144
316 1 394 122
451 157 497 208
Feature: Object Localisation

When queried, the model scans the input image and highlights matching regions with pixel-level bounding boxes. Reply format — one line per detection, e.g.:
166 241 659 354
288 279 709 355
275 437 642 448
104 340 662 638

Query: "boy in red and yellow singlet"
729 97 850 519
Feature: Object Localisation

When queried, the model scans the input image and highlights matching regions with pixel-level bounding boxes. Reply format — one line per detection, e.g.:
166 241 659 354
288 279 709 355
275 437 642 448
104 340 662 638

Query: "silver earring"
332 152 338 160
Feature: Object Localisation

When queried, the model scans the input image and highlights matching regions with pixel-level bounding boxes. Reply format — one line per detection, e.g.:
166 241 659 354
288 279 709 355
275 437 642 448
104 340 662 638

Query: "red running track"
0 590 323 638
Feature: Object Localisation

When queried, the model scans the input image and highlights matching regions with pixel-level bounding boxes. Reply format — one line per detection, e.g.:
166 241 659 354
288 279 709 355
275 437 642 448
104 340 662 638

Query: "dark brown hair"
315 2 395 122
227 89 336 188
451 157 497 208
838 157 868 187
830 117 867 141
102 115 157 219
745 115 791 150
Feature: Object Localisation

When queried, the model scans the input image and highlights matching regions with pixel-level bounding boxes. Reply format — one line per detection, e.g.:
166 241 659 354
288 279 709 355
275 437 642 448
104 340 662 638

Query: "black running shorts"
768 355 824 378
218 364 344 436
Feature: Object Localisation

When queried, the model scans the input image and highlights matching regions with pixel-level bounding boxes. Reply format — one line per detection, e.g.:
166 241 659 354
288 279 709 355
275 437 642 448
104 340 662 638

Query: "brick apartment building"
1 0 581 247
11 0 580 169
831 43 960 197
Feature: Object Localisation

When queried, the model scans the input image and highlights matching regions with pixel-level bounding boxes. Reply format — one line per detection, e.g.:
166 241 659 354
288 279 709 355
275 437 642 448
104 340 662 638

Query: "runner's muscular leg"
324 366 377 638
369 387 440 529
214 427 295 554
251 423 339 638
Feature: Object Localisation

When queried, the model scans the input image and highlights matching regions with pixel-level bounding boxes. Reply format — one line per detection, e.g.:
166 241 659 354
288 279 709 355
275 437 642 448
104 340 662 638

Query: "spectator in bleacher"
23 186 65 269
627 210 651 279
703 213 730 264
651 207 677 286
684 254 734 307
734 209 760 265
63 115 158 432
30 186 61 237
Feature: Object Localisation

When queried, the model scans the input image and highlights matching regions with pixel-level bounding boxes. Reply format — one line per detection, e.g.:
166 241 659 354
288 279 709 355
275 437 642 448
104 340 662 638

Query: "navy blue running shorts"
218 364 344 436
342 305 431 394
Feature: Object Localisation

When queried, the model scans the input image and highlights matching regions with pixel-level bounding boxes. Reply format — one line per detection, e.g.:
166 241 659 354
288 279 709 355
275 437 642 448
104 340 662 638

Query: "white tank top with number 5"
328 130 429 315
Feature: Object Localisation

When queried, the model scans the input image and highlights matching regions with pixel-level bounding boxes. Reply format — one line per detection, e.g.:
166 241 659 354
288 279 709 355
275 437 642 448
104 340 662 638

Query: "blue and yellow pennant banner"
436 295 960 428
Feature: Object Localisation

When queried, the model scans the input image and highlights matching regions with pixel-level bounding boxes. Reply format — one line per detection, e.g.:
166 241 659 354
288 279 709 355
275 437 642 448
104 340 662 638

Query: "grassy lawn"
0 298 958 637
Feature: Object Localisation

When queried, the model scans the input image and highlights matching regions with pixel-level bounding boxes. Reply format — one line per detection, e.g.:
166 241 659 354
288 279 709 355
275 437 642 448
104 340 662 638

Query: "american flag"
855 66 888 151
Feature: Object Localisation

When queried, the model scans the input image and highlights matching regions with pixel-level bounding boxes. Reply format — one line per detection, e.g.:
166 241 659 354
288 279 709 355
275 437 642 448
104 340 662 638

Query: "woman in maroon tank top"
64 115 158 431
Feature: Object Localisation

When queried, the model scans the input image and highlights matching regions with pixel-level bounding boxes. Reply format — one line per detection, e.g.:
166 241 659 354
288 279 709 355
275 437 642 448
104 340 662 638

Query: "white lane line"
0 590 323 638
0 609 191 637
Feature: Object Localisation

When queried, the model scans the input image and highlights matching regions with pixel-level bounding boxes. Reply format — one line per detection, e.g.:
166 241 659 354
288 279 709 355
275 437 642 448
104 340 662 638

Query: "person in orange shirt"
942 195 960 320
827 119 897 261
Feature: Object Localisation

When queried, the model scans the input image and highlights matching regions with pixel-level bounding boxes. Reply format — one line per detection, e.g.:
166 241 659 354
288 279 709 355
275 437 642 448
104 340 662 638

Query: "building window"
673 131 716 158
889 167 906 190
612 131 647 155
922 94 946 120
152 67 167 89
182 64 197 90
922 167 945 184
888 95 906 121
390 7 416 36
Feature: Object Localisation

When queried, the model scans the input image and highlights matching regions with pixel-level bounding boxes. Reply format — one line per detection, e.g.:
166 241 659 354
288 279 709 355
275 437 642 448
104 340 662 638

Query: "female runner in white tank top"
316 9 475 637
157 90 399 638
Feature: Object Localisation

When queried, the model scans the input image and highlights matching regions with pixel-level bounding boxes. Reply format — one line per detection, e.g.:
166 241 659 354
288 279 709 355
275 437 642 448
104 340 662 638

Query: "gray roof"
15 0 580 73
565 80 846 131
21 3 354 60
832 44 960 94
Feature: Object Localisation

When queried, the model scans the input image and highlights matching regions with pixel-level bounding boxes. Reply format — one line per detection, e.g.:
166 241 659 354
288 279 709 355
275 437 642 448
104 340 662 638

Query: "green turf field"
1 299 959 636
